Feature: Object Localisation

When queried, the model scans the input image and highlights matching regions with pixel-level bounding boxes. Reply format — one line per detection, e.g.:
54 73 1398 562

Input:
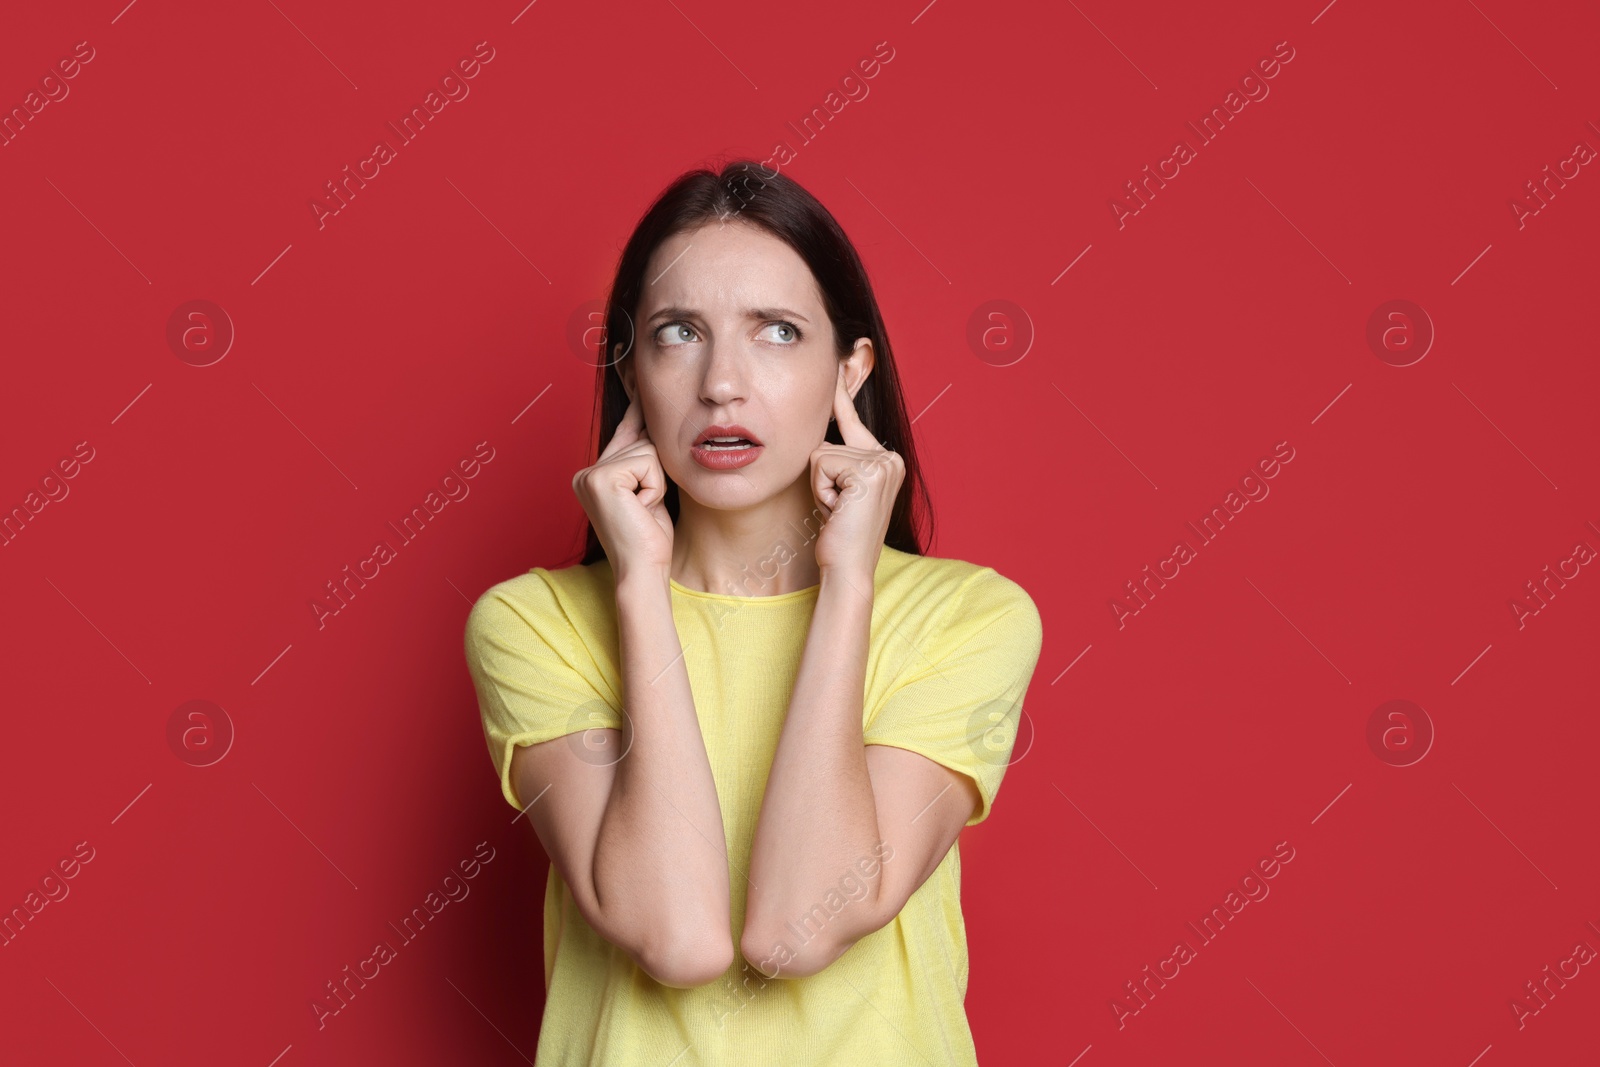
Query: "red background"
3 0 1597 1063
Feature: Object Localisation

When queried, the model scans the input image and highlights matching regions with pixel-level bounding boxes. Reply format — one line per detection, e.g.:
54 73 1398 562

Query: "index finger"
833 370 880 451
599 393 646 460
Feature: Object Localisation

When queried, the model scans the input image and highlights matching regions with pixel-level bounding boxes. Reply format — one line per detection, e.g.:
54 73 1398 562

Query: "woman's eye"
759 321 803 344
656 323 698 347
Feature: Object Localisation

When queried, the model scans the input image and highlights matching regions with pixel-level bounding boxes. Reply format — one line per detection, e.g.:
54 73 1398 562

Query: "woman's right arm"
509 392 732 989
509 567 733 989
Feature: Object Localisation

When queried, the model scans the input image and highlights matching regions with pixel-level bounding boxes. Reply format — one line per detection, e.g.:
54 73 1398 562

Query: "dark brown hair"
574 159 934 566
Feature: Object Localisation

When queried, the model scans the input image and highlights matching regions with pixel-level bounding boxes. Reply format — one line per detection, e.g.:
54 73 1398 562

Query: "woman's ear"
617 349 635 404
843 337 876 400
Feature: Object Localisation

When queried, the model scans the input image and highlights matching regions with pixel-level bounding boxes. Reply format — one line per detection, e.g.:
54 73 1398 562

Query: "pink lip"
690 440 763 470
693 424 763 446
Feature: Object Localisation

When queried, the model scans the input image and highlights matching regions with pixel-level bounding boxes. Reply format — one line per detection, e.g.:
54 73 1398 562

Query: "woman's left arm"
740 567 982 979
740 367 981 979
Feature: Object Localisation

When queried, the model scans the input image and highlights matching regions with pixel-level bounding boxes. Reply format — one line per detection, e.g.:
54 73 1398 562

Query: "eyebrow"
643 305 811 326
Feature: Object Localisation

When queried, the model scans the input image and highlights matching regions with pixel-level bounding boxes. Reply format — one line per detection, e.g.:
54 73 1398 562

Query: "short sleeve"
864 568 1044 827
464 574 623 812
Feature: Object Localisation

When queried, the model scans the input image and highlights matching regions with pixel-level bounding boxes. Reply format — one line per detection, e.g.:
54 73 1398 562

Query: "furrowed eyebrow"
644 305 811 326
746 306 810 324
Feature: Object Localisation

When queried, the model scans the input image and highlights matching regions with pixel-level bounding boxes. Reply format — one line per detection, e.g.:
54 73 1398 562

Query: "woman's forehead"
644 227 824 319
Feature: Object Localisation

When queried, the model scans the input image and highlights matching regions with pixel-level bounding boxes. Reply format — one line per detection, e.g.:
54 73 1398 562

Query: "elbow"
636 926 736 989
740 889 891 980
739 922 852 981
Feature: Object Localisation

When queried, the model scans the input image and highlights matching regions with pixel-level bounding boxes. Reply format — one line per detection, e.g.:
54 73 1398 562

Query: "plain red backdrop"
2 0 1597 1064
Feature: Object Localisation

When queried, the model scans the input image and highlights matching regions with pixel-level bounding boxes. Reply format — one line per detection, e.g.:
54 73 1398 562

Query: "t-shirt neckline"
667 576 822 604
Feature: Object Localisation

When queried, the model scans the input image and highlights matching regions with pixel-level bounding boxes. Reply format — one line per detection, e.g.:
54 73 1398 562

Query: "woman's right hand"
572 393 674 581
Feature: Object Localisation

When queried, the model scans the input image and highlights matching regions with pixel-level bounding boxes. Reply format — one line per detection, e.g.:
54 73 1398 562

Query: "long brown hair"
574 159 934 566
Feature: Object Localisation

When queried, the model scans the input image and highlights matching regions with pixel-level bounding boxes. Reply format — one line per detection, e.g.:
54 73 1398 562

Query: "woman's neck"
669 476 824 596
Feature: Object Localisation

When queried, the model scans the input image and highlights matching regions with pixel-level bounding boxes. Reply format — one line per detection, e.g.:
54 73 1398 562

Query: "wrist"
614 564 671 600
818 564 875 596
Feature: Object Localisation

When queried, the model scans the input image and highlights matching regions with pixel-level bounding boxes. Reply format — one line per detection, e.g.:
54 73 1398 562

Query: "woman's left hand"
810 367 904 579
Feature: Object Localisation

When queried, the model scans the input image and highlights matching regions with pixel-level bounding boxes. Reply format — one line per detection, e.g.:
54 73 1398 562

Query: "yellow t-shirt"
464 544 1044 1066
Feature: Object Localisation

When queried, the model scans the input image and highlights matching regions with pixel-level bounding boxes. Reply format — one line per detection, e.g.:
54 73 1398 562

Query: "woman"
465 160 1044 1066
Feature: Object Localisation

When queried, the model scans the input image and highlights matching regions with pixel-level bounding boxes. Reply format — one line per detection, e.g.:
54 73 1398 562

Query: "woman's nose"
699 339 748 405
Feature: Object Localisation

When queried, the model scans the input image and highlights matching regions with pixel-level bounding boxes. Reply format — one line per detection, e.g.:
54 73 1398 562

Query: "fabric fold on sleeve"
463 573 623 811
864 568 1044 826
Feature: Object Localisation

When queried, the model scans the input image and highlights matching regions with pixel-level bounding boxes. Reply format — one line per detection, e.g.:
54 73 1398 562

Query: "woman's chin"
676 471 782 510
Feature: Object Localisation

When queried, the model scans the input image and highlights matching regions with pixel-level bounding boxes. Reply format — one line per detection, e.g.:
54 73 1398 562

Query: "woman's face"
616 218 873 510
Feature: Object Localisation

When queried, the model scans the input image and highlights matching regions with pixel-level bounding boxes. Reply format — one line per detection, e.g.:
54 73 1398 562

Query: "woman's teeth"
701 438 754 451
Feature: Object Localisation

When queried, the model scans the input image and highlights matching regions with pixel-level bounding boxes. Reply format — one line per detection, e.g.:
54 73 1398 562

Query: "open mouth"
690 426 764 469
697 437 756 451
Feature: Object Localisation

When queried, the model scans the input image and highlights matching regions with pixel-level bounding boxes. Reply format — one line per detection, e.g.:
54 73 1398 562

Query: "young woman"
464 160 1044 1066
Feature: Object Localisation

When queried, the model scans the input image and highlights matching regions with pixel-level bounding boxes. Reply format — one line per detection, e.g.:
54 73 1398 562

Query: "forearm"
592 567 732 980
742 567 884 976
